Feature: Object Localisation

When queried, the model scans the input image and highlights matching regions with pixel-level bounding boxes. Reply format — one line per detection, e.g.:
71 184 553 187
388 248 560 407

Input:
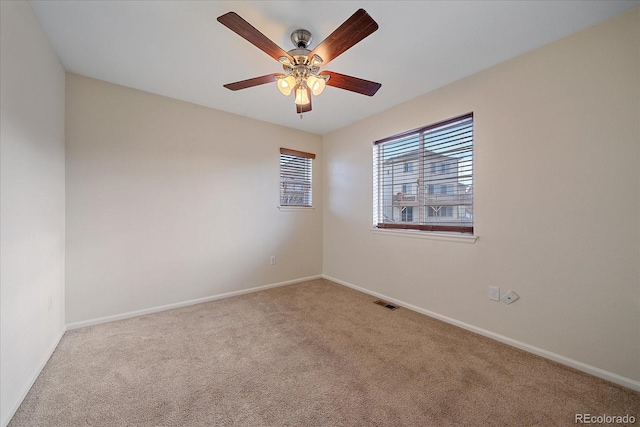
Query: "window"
373 113 473 233
401 207 413 222
403 162 414 173
428 184 451 195
432 162 445 174
427 206 453 217
402 184 413 194
280 148 315 207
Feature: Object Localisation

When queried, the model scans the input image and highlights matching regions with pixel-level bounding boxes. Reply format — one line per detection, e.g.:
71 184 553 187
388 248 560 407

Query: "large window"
280 148 315 207
373 113 473 233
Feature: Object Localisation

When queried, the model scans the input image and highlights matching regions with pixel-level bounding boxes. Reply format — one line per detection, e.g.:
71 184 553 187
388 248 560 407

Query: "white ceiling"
29 0 638 135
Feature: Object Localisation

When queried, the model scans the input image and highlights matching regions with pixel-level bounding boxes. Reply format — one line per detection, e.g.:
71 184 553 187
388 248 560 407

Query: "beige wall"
322 8 639 383
65 74 322 325
0 1 66 425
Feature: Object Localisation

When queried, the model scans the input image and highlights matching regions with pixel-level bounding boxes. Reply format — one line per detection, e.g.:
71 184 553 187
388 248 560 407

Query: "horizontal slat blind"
280 148 313 207
373 113 473 233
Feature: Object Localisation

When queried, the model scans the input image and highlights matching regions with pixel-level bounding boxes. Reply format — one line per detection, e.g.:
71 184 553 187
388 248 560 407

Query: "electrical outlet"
270 255 276 265
489 286 500 301
501 291 519 305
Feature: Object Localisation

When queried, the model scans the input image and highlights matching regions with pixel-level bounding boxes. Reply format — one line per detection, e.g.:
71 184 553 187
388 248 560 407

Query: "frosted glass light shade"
295 86 310 106
307 75 326 96
277 75 296 96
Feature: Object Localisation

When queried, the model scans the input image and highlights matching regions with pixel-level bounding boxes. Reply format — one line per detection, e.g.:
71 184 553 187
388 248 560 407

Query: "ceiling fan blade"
223 73 283 91
320 71 381 96
308 9 378 66
296 86 312 113
218 12 293 63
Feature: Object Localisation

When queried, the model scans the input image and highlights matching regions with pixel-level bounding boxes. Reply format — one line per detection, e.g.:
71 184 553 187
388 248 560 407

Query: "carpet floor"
9 279 639 426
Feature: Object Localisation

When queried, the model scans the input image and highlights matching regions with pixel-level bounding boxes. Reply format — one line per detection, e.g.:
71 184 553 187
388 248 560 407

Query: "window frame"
373 113 474 234
279 148 315 208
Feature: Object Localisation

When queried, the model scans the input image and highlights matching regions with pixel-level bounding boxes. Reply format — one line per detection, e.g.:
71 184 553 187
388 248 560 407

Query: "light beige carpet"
9 279 639 426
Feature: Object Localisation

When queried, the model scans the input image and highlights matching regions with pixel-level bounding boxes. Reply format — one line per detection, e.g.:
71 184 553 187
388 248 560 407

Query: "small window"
428 184 446 195
433 161 452 174
403 162 414 173
373 113 473 233
280 148 315 207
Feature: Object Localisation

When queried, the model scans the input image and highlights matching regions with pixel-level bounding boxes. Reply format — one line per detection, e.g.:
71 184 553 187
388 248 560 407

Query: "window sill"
370 228 478 244
278 206 315 212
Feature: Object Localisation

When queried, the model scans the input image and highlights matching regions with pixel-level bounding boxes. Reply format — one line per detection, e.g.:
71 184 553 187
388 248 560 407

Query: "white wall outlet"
501 291 519 305
270 255 276 265
489 286 500 301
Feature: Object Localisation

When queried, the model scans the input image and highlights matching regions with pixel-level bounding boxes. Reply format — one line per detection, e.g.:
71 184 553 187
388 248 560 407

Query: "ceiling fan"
217 9 381 114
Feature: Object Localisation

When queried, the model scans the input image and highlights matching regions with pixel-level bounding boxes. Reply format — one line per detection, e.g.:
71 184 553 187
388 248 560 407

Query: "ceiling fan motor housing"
282 31 316 88
290 29 312 49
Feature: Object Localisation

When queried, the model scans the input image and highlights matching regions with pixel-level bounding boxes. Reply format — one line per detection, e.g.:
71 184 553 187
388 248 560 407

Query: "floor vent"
373 300 399 311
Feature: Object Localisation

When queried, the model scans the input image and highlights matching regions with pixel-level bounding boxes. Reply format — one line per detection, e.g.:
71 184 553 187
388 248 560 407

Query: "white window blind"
373 113 473 233
280 148 315 207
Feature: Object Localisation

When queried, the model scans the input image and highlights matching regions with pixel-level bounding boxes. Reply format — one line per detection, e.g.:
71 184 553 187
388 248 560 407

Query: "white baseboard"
2 327 66 427
323 274 640 392
66 275 323 330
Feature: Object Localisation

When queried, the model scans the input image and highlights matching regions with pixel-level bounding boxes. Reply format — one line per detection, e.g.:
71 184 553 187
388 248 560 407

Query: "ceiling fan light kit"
217 9 382 115
276 30 330 109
